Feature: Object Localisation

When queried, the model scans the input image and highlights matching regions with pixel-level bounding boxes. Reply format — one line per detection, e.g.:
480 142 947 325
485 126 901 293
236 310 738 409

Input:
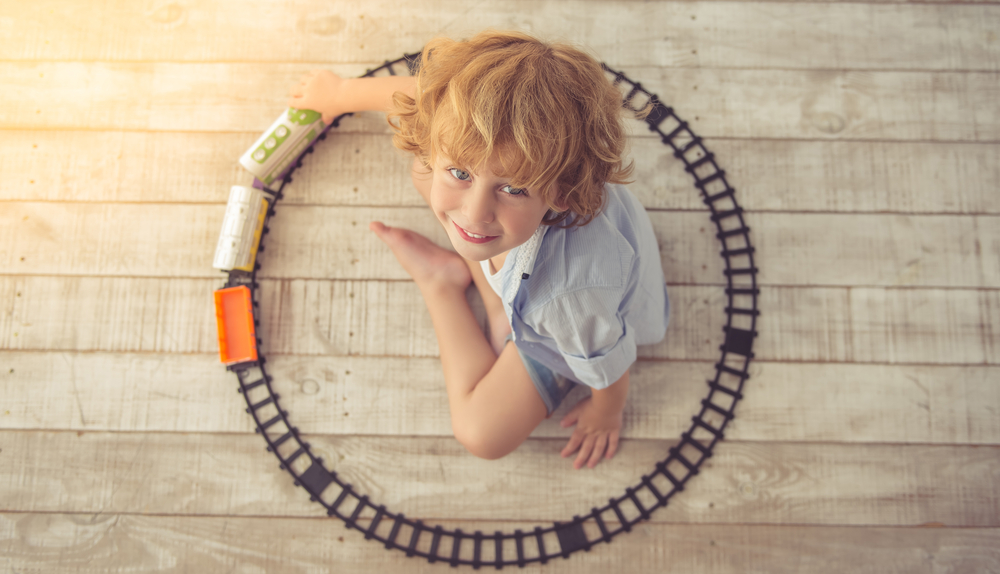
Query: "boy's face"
429 154 553 263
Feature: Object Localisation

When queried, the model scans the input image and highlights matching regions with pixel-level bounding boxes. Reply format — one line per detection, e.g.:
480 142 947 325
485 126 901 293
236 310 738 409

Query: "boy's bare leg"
401 159 623 467
369 222 547 459
410 159 511 354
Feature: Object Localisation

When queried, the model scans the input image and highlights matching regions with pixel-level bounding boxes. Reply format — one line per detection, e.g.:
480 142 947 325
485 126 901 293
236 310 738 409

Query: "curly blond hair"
388 30 636 227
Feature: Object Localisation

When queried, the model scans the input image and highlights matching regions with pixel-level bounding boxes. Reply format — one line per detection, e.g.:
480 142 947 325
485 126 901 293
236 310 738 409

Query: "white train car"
239 107 326 187
213 185 269 272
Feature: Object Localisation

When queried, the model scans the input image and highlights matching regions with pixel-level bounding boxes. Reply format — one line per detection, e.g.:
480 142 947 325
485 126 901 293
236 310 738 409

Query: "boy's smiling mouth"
453 221 498 243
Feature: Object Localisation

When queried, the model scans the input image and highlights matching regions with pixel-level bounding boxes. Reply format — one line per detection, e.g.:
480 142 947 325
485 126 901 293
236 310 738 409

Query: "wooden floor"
2 1 999 572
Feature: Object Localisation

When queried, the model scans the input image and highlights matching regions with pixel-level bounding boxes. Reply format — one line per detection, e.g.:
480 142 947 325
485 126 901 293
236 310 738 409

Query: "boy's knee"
452 420 512 461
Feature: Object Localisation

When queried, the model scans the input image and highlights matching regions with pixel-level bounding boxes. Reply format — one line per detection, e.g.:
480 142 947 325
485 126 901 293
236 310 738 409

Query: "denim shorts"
507 334 576 415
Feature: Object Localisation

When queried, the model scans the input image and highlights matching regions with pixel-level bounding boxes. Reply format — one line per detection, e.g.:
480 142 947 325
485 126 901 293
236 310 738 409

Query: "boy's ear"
550 187 570 212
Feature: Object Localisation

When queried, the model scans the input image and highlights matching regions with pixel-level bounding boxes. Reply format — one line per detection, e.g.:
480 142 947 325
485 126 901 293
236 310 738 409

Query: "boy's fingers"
606 431 620 460
573 435 597 470
560 433 583 458
586 434 608 468
370 222 396 245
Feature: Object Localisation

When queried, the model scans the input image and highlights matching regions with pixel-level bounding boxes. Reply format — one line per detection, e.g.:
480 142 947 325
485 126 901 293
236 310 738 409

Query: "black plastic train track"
220 53 759 568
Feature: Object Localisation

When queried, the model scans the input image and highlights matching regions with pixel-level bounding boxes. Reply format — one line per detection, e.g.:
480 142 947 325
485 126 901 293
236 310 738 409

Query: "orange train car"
214 285 258 365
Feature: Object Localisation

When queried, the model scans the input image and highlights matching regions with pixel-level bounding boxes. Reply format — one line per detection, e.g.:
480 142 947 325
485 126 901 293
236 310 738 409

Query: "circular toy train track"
220 53 759 567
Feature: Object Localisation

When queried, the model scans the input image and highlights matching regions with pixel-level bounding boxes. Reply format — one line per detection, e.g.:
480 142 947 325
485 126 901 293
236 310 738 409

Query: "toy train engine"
239 107 327 188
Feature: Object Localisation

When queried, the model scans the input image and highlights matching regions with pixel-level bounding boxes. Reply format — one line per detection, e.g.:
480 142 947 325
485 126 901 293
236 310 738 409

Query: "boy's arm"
559 371 630 469
289 70 417 123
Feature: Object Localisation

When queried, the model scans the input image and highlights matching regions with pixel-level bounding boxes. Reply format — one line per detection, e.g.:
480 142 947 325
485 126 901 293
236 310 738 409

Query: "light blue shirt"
492 183 670 389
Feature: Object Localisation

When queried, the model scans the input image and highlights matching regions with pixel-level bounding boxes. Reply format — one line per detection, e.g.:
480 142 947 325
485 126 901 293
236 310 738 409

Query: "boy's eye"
448 167 471 181
501 184 528 197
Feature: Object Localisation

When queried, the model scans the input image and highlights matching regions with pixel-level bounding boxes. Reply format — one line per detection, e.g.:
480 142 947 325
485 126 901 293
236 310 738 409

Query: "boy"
290 31 669 469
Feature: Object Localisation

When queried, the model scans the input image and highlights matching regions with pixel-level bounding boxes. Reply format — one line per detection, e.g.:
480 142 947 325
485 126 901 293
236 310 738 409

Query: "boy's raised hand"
559 396 623 470
288 69 347 124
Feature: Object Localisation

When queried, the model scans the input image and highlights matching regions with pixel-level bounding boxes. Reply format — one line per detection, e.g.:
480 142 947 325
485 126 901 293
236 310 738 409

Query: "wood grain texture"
1 513 997 574
3 352 1000 445
1 430 997 526
2 513 997 574
6 63 1000 142
3 200 996 288
4 1 998 72
5 131 999 215
760 287 998 365
2 0 999 570
3 276 997 364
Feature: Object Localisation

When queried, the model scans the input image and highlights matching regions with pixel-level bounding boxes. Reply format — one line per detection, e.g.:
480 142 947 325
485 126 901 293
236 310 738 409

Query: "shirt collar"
499 224 550 310
511 224 550 279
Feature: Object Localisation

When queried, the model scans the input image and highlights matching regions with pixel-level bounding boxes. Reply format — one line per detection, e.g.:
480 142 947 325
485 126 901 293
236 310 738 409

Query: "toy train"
213 107 326 365
239 107 326 188
212 185 269 273
214 285 258 365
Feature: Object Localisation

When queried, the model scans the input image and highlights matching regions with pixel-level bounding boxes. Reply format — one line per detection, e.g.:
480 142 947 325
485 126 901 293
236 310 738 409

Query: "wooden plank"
0 130 420 206
740 213 999 288
3 201 996 288
985 290 1000 363
1 513 997 574
759 286 997 365
5 63 1000 142
0 352 255 435
706 140 1000 215
3 1 998 72
845 288 1000 365
1 430 997 525
1 276 995 364
4 131 999 215
0 276 221 355
618 67 1000 143
4 352 1000 445
982 219 1000 285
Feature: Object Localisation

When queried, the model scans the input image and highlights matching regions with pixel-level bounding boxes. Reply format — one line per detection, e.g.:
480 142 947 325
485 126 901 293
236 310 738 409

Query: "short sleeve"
529 287 636 389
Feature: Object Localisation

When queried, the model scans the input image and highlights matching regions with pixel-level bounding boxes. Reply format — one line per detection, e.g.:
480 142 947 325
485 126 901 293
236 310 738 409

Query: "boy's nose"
462 185 495 224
